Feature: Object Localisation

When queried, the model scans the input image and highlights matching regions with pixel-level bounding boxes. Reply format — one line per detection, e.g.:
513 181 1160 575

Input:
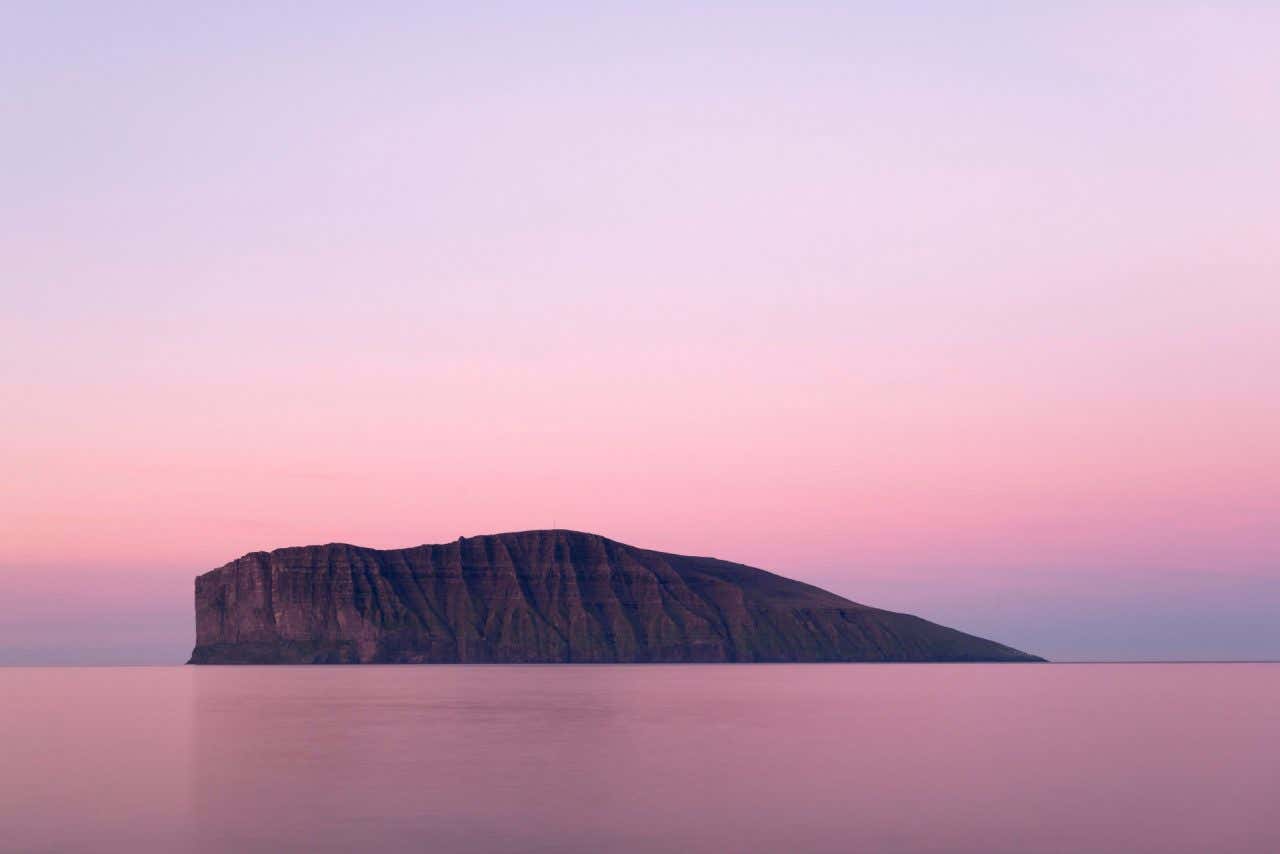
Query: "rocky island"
189 530 1042 664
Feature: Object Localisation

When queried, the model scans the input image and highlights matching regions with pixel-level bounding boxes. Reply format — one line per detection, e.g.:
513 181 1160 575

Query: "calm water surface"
1 664 1276 853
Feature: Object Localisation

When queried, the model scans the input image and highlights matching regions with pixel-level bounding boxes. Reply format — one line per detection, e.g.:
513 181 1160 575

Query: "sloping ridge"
188 530 1043 664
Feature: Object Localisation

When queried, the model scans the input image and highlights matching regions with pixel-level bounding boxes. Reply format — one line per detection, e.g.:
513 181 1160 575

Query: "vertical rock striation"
189 530 1043 663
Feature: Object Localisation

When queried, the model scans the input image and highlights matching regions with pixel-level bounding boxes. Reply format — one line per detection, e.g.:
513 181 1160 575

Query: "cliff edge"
189 530 1043 664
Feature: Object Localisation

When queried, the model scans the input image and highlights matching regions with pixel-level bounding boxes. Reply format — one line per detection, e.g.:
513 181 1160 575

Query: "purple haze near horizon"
3 3 1278 663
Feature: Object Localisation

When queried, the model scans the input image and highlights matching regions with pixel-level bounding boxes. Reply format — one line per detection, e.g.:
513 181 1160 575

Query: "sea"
1 664 1276 853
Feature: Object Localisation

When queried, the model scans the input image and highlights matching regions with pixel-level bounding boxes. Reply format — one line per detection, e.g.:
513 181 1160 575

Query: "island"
189 529 1043 663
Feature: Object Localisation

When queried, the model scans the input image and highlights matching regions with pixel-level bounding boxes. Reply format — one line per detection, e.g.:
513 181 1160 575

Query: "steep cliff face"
189 530 1042 664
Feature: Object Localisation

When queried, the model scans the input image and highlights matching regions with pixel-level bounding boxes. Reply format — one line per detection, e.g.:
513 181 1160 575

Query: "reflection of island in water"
190 664 1280 853
1 665 1277 852
189 529 1042 664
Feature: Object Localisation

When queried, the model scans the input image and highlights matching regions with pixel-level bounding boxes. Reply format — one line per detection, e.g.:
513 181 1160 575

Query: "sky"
3 2 1278 663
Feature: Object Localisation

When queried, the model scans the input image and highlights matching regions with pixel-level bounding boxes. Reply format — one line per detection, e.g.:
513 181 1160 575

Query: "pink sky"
3 3 1278 662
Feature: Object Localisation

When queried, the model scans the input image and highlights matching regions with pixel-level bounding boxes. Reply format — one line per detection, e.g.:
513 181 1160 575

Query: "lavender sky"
3 3 1278 663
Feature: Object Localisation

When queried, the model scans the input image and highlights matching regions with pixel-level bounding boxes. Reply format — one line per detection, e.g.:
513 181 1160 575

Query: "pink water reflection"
1 664 1276 852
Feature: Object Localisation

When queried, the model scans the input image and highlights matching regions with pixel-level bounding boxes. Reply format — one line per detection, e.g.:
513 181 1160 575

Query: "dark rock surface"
188 530 1043 664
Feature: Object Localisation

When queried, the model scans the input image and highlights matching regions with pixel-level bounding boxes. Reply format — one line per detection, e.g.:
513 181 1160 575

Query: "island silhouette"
189 530 1043 664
